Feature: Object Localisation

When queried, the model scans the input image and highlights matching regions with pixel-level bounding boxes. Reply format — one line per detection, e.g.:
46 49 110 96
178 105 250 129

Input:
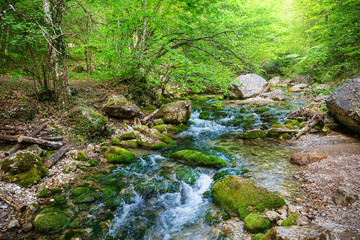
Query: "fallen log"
295 111 321 139
0 189 26 212
44 145 69 168
142 109 159 122
0 135 18 142
40 136 63 141
17 136 64 149
6 124 46 156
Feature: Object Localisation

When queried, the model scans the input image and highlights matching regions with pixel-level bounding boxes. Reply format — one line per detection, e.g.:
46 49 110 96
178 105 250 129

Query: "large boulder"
156 100 191 124
170 150 228 169
262 226 337 240
68 106 108 138
103 95 140 119
230 74 269 99
212 175 285 219
0 145 48 188
325 78 360 133
268 77 281 86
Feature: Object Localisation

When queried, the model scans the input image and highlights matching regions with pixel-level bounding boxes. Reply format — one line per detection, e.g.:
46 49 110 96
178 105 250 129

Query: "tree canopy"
1 0 359 102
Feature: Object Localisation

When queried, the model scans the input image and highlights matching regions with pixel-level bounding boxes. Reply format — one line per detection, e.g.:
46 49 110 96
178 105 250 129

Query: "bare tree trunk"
2 25 10 68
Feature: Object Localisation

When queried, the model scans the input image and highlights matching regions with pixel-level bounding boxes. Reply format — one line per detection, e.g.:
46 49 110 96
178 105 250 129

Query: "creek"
102 92 305 240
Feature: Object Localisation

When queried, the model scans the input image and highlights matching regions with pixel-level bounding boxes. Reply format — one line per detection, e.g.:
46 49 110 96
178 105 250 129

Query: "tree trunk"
42 0 71 103
17 135 64 149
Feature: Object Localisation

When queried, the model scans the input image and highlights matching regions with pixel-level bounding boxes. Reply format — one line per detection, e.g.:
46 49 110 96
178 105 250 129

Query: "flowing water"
102 93 305 240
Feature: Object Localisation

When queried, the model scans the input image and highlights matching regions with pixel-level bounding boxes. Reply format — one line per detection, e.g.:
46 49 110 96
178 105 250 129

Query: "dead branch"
142 109 159 122
44 145 69 168
295 111 321 139
17 136 64 149
0 189 26 212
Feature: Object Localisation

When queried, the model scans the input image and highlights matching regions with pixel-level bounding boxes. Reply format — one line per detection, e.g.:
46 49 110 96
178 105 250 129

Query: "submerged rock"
230 74 269 99
262 226 337 240
0 145 48 188
103 95 140 119
156 100 192 124
212 176 285 219
170 150 228 169
326 78 360 133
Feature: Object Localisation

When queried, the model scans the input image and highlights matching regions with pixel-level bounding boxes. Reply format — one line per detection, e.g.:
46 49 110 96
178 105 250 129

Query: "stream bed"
99 93 306 240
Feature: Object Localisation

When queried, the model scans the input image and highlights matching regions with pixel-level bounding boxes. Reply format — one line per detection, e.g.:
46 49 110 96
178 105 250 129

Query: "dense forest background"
0 0 359 102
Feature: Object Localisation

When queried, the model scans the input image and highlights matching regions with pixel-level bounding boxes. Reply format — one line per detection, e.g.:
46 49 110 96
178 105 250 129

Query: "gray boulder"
261 89 285 101
156 100 191 124
231 74 269 99
288 83 308 92
263 226 337 240
103 95 140 119
268 76 281 86
325 78 360 133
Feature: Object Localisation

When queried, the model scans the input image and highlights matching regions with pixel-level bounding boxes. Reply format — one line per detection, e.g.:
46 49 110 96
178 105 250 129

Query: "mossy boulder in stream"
103 95 140 119
243 130 267 139
212 176 285 219
0 145 48 188
34 207 74 234
244 213 271 233
104 147 135 164
199 111 211 120
170 150 228 169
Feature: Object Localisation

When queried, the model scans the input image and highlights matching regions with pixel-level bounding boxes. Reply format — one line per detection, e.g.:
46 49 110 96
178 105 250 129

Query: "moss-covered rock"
38 188 48 198
151 142 168 150
121 140 139 148
67 106 108 138
175 167 201 184
281 213 298 226
243 130 267 139
244 213 271 233
103 95 140 119
68 150 88 161
101 187 118 199
34 207 74 234
252 233 265 240
88 159 99 166
199 111 211 120
110 138 121 145
119 132 136 140
105 197 123 209
170 150 228 169
156 100 192 124
212 176 285 219
153 125 167 132
0 146 48 188
175 123 189 133
104 147 135 164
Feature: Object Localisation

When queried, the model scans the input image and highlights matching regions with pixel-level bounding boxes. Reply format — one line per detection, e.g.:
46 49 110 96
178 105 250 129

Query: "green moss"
111 138 121 145
212 176 285 219
153 125 167 132
244 213 271 233
175 167 201 184
101 187 118 199
92 174 106 183
69 221 79 228
88 159 99 166
104 147 135 164
267 129 281 138
11 166 48 188
199 111 211 120
121 140 139 148
50 188 62 195
105 197 123 209
252 233 265 240
243 130 267 140
254 107 269 114
55 195 65 202
101 146 109 152
119 132 136 140
205 211 221 225
281 133 291 139
34 208 74 234
69 150 88 161
281 213 298 226
170 150 228 169
38 188 48 198
151 142 168 150
134 180 180 200
71 187 89 197
154 119 164 125
72 192 95 204
194 96 209 101
299 122 307 128
175 123 189 133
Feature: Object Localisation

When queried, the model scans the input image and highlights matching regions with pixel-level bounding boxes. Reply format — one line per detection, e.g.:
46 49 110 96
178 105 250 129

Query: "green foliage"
244 213 271 233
